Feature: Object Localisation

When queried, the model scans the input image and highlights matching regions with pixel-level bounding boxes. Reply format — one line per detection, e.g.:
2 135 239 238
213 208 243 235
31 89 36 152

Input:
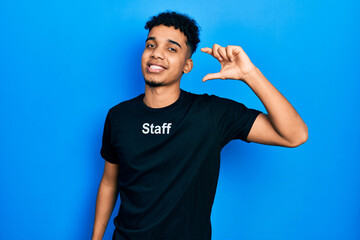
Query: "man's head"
141 11 200 88
145 11 200 56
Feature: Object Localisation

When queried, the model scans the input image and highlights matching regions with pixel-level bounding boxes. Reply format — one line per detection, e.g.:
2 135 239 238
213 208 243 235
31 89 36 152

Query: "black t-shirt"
101 89 261 240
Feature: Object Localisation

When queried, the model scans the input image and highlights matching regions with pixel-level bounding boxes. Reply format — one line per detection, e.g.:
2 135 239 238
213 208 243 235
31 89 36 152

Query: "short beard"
144 79 165 88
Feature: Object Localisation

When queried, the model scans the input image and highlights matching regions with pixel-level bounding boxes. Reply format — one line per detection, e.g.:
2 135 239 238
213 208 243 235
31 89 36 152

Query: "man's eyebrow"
168 40 181 48
145 37 182 48
146 37 155 42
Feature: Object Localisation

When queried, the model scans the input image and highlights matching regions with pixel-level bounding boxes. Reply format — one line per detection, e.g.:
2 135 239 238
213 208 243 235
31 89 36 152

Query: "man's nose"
151 47 165 59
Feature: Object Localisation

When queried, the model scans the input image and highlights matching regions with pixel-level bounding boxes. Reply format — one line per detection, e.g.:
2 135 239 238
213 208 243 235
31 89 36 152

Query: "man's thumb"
202 72 224 82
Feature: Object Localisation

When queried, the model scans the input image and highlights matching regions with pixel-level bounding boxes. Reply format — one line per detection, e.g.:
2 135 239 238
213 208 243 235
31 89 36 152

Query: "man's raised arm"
201 44 308 147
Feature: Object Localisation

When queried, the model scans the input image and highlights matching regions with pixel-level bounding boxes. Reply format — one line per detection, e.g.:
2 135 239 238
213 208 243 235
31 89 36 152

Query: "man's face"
141 25 193 88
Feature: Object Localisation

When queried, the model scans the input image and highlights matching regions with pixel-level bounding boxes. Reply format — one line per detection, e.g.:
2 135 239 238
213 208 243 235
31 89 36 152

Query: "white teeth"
150 65 164 70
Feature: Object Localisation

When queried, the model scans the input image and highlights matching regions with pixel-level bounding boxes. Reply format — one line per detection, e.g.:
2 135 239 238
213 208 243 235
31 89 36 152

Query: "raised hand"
201 44 256 82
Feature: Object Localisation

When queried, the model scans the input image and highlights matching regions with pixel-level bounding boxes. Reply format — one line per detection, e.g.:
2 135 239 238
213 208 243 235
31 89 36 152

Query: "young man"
92 11 308 240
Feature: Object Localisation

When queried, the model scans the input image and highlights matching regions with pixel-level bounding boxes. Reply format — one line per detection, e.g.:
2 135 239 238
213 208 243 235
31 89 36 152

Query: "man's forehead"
147 25 188 45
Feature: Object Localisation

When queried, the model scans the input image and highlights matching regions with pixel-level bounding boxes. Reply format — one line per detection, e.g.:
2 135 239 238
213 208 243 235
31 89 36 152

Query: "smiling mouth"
147 64 167 73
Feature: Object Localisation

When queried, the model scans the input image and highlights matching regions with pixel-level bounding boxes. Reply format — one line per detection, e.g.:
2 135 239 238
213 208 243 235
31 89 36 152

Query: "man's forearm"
92 181 118 240
244 67 308 145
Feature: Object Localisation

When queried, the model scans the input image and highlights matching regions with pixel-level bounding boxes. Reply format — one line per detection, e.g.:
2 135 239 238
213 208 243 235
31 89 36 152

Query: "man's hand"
201 44 256 82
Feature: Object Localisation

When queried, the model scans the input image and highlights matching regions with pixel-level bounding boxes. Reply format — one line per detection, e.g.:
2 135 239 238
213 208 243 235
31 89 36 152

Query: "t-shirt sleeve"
100 110 119 164
210 95 262 147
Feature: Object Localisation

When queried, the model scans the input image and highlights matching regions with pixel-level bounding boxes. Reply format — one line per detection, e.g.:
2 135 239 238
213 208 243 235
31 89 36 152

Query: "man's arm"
201 44 308 147
92 161 119 240
243 68 308 147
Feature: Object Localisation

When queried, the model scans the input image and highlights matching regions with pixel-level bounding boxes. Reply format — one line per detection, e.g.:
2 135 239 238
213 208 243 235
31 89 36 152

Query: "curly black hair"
145 11 200 55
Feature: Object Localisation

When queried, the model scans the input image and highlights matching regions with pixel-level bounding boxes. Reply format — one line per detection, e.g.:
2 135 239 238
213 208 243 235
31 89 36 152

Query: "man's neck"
143 85 181 109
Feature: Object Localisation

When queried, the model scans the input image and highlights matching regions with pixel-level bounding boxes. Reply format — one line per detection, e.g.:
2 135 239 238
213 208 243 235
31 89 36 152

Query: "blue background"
1 0 359 239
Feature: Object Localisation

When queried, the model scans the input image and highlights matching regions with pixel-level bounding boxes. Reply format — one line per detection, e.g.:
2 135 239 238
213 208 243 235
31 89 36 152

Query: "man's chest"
109 109 215 166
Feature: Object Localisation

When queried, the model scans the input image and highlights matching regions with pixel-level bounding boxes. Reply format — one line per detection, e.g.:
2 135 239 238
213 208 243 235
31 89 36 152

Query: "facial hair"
144 79 165 88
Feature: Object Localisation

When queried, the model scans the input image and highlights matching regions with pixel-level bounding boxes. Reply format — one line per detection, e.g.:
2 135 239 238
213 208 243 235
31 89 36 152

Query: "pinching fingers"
211 44 223 62
226 46 235 61
218 46 230 61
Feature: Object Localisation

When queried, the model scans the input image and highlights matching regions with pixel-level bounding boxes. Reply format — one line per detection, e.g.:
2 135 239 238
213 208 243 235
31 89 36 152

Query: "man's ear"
183 58 193 74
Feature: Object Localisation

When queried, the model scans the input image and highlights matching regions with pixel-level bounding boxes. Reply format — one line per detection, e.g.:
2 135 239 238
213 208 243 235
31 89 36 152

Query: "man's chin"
144 79 165 88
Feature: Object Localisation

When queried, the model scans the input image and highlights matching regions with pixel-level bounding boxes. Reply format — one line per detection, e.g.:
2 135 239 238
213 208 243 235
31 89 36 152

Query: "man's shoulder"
108 94 143 115
185 90 237 104
184 90 211 101
186 91 255 117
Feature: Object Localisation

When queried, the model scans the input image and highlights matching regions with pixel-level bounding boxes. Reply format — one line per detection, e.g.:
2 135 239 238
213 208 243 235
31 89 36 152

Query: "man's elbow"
287 126 309 148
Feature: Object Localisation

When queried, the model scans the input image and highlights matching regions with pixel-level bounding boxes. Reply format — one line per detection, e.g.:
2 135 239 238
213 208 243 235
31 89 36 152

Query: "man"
92 11 308 240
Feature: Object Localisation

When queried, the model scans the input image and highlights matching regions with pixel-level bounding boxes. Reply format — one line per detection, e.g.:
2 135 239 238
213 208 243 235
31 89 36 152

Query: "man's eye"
169 47 176 52
146 44 155 48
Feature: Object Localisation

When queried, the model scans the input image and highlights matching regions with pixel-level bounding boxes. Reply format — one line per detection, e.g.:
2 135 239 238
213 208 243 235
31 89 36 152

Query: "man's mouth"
147 64 167 73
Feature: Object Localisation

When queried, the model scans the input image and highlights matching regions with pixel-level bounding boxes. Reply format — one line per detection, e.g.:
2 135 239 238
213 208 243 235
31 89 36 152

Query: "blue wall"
1 0 359 239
